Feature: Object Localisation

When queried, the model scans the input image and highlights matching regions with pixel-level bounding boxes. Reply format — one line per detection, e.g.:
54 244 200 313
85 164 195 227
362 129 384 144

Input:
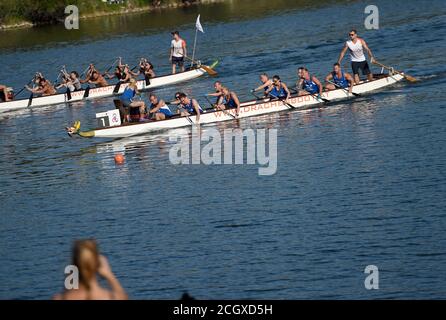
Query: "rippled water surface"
0 0 445 299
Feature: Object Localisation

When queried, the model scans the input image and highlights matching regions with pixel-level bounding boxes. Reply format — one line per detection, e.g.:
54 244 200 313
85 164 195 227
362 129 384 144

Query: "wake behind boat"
0 61 218 114
68 72 405 139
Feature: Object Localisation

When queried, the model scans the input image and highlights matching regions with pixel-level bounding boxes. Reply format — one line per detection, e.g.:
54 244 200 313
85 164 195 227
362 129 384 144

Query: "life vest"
183 99 203 114
303 75 319 94
270 83 287 98
221 94 237 109
332 71 349 88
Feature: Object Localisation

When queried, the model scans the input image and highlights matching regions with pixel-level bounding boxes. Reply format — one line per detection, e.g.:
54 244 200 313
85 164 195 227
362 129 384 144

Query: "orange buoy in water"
114 153 125 165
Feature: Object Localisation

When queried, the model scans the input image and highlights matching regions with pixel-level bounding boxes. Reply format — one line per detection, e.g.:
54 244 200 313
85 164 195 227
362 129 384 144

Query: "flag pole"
191 27 198 68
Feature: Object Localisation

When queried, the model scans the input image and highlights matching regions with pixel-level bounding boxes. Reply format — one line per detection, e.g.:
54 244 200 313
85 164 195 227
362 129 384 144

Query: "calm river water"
0 0 445 299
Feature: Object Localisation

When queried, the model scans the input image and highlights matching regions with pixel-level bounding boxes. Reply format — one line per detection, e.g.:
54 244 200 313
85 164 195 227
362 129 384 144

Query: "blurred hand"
98 255 113 279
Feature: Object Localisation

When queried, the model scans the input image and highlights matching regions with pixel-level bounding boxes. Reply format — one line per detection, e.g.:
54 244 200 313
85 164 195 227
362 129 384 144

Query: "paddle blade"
404 74 418 82
202 65 218 76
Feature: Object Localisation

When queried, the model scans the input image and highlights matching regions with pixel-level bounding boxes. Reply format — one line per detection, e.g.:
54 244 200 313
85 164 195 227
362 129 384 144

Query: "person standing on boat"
337 29 375 84
296 67 323 96
216 87 241 116
325 63 354 93
119 78 146 121
170 31 187 74
266 75 291 101
148 93 173 121
252 73 273 97
178 93 202 122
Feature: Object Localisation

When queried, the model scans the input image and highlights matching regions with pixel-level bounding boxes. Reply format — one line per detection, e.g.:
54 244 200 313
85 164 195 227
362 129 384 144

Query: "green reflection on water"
0 0 346 51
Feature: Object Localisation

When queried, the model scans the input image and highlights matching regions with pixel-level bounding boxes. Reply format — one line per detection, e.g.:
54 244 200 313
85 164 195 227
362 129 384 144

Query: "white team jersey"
346 39 366 62
171 39 186 58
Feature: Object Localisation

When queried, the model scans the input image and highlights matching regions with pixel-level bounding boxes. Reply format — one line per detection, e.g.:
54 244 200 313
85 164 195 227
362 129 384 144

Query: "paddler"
251 73 273 97
325 63 354 93
205 81 224 104
296 67 323 96
265 75 291 100
148 93 173 120
0 84 13 101
337 29 375 84
130 58 156 80
119 78 146 122
25 76 56 96
177 93 202 122
86 71 108 87
57 67 82 92
216 87 241 116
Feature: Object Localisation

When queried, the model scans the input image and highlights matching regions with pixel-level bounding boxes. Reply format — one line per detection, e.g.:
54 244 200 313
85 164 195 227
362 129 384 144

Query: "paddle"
79 65 91 79
113 81 122 94
14 77 35 97
66 87 72 101
327 80 360 97
250 91 266 100
204 95 237 119
290 87 329 103
183 56 218 76
27 93 33 107
103 58 119 75
83 86 90 99
372 60 418 82
266 92 295 109
166 102 194 125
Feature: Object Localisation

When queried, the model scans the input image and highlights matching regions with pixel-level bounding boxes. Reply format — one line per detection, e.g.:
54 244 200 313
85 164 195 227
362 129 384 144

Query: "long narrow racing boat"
0 61 218 114
69 72 405 139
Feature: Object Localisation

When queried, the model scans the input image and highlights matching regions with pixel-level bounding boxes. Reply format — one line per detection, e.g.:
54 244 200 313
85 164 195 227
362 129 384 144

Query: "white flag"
196 14 204 33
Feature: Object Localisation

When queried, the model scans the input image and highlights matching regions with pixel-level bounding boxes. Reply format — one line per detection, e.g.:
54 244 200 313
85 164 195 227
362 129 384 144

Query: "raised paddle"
204 95 237 119
183 56 218 76
267 92 296 109
372 60 418 82
327 80 360 97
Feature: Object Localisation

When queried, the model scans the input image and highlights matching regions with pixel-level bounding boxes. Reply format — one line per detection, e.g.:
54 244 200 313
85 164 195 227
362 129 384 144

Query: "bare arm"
193 99 200 121
254 80 272 92
282 83 291 99
360 39 374 62
98 256 128 300
150 100 166 113
231 92 241 115
182 41 187 57
325 72 333 82
337 43 348 64
345 72 355 91
312 76 323 94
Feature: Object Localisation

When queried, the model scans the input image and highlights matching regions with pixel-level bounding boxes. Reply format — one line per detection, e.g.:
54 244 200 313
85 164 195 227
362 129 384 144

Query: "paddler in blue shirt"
325 63 354 93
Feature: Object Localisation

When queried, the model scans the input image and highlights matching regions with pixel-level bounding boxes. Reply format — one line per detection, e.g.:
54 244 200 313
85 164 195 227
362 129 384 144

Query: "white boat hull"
0 67 209 113
79 73 405 139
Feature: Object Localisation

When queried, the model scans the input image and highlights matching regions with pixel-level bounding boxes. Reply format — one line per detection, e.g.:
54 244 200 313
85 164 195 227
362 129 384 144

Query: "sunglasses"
349 33 356 36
